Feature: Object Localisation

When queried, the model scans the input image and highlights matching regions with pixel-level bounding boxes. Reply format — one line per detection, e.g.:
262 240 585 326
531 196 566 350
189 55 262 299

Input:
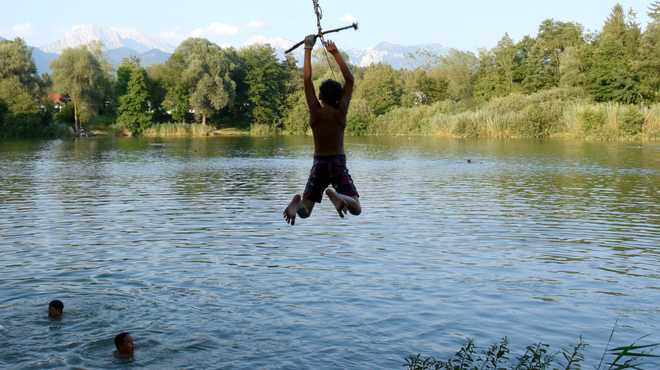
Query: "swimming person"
114 332 135 360
283 35 361 225
48 300 64 318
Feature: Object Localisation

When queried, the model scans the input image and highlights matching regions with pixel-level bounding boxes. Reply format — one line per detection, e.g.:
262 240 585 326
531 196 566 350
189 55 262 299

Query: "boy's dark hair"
115 332 130 349
49 300 64 311
319 79 343 107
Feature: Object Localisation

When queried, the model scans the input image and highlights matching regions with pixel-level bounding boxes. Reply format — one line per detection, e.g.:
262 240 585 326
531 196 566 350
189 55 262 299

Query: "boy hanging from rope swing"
283 35 361 225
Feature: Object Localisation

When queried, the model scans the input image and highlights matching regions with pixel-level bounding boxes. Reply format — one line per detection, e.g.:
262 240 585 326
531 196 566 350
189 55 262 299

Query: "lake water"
1 136 659 369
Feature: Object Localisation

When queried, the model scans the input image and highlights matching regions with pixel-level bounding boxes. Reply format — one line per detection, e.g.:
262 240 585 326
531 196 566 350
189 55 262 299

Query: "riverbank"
365 88 660 140
34 88 660 140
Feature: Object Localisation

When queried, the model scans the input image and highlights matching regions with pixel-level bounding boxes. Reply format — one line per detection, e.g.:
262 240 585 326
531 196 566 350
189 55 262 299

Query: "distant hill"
106 48 171 67
31 48 59 76
26 47 171 75
138 49 172 66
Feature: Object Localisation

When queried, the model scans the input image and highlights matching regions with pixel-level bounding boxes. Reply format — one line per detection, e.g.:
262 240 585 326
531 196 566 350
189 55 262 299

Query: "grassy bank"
366 88 660 140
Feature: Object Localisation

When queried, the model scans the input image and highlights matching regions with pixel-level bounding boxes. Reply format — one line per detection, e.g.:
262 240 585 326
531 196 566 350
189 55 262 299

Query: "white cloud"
13 22 35 36
341 14 357 23
189 28 206 37
71 25 82 32
208 23 240 35
244 21 267 29
158 27 184 41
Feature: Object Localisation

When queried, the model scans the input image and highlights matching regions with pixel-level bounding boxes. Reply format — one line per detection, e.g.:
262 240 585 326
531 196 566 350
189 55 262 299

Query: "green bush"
620 105 644 137
346 98 373 135
451 114 480 137
107 122 132 136
54 103 76 124
282 91 311 134
582 107 606 135
1 113 42 138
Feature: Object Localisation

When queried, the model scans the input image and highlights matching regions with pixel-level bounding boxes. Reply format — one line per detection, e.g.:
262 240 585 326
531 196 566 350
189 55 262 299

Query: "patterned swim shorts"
303 155 359 203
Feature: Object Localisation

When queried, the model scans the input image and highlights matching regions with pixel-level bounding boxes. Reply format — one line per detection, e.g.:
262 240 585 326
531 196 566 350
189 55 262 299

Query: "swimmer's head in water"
319 79 343 107
48 300 64 317
115 332 134 354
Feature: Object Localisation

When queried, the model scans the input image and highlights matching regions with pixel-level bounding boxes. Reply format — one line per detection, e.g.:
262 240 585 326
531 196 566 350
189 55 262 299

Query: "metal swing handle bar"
285 23 358 54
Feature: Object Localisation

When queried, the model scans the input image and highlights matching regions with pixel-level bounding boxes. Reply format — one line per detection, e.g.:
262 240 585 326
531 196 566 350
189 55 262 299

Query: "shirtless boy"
283 35 361 226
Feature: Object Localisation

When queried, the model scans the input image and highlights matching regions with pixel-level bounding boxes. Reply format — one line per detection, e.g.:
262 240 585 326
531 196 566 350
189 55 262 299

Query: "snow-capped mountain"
347 42 451 69
39 24 174 54
242 35 451 69
118 28 174 53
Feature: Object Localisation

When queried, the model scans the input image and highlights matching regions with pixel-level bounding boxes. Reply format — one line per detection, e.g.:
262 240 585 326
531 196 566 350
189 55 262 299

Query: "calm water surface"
0 136 659 369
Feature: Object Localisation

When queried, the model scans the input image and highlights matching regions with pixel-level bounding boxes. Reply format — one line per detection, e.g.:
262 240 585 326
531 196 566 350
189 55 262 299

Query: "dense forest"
2 2 660 139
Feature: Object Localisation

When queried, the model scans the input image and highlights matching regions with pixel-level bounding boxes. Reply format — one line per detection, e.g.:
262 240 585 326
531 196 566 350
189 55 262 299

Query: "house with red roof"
41 94 66 111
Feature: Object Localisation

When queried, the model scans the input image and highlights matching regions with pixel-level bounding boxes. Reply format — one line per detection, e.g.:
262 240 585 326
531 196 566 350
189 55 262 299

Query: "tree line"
2 2 660 138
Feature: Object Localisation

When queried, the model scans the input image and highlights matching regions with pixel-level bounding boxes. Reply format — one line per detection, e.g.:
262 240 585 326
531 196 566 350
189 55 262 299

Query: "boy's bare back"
304 39 354 156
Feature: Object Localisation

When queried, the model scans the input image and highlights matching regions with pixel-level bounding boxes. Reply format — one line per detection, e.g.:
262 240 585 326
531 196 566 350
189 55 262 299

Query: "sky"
0 0 656 51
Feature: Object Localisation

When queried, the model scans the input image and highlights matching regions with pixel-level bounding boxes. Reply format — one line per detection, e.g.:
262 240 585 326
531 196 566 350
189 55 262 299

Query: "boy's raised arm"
304 35 321 112
326 40 353 111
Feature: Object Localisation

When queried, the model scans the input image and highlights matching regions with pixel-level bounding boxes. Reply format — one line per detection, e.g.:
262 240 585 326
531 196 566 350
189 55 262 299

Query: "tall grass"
141 123 215 137
108 122 215 137
249 123 281 136
366 87 660 139
107 122 132 136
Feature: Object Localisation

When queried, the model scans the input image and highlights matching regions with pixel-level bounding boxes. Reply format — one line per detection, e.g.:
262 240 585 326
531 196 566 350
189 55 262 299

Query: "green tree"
155 54 190 123
404 49 441 73
0 38 44 136
50 44 106 132
87 40 114 106
114 57 141 99
355 63 403 115
559 46 588 88
311 47 351 81
237 44 286 125
145 63 169 121
402 68 448 106
436 49 477 102
117 67 152 135
650 1 660 22
633 2 660 101
0 38 41 96
521 20 585 91
586 35 642 103
603 4 642 58
173 38 236 125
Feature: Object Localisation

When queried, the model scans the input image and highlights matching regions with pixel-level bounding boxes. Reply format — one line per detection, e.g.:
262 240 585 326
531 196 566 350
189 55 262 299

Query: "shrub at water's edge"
405 335 659 370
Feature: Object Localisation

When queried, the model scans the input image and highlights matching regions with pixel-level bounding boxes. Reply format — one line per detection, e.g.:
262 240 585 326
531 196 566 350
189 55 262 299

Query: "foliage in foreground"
404 335 659 370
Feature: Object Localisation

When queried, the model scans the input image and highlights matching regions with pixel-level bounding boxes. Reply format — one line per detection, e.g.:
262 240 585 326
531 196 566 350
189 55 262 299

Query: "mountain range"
241 35 451 70
1 24 452 75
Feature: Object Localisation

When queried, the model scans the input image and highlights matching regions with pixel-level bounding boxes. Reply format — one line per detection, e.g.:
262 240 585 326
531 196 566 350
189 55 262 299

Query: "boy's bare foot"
326 189 348 218
284 194 302 225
